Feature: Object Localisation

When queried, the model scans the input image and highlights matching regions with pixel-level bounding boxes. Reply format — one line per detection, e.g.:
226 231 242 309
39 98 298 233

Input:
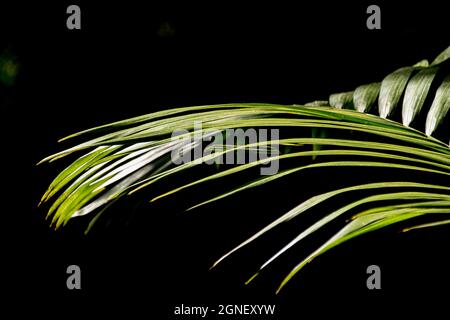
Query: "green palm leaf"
39 46 450 293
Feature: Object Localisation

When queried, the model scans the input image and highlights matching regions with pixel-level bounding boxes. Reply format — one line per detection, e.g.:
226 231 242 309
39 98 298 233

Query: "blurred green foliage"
0 49 19 87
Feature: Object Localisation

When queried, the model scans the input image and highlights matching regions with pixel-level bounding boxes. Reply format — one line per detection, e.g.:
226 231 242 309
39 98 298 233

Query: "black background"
2 1 450 318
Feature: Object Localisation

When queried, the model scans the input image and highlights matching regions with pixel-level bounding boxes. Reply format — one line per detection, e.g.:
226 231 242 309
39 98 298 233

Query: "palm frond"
39 46 450 292
326 45 450 138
